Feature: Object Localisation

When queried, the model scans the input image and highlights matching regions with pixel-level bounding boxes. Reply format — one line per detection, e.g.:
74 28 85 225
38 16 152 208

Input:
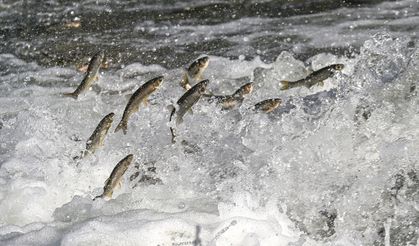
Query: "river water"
0 0 418 245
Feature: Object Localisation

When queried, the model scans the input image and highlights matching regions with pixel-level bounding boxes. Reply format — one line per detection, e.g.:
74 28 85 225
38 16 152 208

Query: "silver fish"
115 76 164 134
180 56 209 90
81 112 114 158
280 64 344 90
94 154 134 200
205 82 253 110
254 98 282 113
63 50 105 99
170 79 209 125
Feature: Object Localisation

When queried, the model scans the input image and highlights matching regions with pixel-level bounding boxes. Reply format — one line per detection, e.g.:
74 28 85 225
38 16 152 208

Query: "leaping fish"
170 79 209 125
280 64 344 90
81 112 114 158
254 98 282 113
63 50 105 99
205 82 253 110
180 56 209 90
115 76 164 134
94 154 134 200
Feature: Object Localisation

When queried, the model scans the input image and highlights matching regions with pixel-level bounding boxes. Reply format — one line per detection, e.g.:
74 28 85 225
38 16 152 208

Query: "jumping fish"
115 76 164 134
205 82 253 110
254 98 282 113
63 51 105 99
180 56 209 90
81 112 114 158
94 154 134 200
170 79 209 125
280 64 344 90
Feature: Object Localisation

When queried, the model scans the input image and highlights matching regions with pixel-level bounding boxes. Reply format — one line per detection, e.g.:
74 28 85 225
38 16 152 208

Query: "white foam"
0 33 418 245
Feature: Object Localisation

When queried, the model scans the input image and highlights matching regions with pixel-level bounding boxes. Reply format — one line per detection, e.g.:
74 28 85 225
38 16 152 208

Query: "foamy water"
1 0 419 244
0 32 418 245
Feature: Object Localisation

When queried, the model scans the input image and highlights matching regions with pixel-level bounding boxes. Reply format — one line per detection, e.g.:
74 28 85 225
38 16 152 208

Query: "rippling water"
0 1 418 245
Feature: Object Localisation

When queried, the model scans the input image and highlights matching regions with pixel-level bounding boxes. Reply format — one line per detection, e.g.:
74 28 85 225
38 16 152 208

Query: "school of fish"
64 51 344 200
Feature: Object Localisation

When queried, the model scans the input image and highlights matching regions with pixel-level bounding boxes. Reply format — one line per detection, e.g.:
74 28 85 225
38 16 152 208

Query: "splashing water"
0 32 418 245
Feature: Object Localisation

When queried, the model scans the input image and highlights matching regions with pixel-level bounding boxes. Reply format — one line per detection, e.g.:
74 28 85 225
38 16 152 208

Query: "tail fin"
114 120 128 135
170 127 176 144
62 92 78 99
167 105 176 122
280 81 290 90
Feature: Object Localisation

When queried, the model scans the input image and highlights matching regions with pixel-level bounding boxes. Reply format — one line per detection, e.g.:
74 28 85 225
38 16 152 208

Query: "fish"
94 154 134 200
77 56 110 73
115 76 164 134
81 112 114 158
232 82 253 97
280 64 344 90
205 82 254 110
180 56 209 90
63 50 105 99
170 79 209 125
254 98 282 113
64 20 81 28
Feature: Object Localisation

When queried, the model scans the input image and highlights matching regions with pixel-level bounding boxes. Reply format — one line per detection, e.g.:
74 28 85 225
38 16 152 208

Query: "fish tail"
114 120 128 135
167 105 176 122
62 92 78 99
280 81 290 90
170 127 176 144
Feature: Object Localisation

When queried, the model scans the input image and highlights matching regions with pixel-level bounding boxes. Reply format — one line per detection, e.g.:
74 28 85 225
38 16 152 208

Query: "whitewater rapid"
0 32 418 245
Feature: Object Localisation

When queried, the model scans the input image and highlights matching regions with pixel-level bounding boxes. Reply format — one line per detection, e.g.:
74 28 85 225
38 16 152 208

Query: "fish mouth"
198 56 209 67
154 76 165 87
243 83 254 94
108 112 115 118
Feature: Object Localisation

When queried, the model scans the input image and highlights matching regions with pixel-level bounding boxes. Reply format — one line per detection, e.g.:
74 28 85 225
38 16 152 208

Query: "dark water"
1 0 417 68
0 1 418 245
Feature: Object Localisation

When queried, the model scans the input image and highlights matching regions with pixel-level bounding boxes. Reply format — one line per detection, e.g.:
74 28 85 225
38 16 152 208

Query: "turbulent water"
0 0 418 245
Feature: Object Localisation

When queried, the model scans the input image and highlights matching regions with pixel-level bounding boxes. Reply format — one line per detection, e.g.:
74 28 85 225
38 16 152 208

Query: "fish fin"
62 92 78 99
114 120 128 135
167 105 176 122
107 191 113 198
78 64 89 73
170 127 176 144
306 67 314 75
80 150 89 159
93 194 103 201
318 81 324 87
117 181 122 189
189 108 193 115
94 75 99 81
280 81 290 90
143 96 149 106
